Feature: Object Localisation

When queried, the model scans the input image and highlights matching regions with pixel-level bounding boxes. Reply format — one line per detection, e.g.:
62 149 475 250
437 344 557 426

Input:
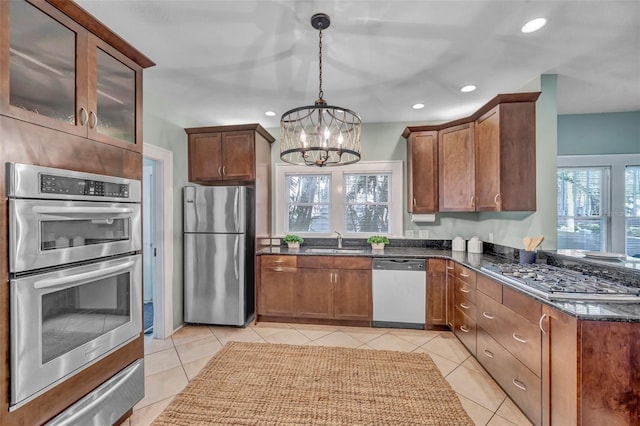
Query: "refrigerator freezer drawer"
184 233 245 325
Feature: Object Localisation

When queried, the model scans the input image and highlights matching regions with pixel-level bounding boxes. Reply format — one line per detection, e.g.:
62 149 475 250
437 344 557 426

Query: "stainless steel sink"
305 248 365 254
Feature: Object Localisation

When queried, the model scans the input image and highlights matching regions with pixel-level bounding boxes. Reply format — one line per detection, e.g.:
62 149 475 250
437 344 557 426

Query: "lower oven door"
10 254 142 408
9 199 141 273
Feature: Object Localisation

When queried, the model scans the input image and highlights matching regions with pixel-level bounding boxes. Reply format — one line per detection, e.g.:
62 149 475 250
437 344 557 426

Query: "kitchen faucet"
334 231 343 248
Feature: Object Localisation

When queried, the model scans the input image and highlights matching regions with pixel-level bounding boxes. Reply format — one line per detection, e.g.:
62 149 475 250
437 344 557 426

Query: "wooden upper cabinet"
0 0 153 152
439 122 475 212
407 131 438 213
185 124 275 184
475 103 536 211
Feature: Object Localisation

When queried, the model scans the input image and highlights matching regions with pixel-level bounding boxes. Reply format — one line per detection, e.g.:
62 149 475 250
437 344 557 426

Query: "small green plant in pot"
367 235 389 250
283 234 304 249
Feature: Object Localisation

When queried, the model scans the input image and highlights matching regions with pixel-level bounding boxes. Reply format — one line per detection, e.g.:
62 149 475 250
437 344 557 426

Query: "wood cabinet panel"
334 269 372 320
477 292 541 377
455 277 477 305
476 273 502 302
261 255 297 268
296 269 333 318
477 327 541 426
446 260 456 329
333 256 371 270
455 263 477 287
188 133 222 182
297 255 335 269
475 107 501 210
503 286 542 324
427 259 447 325
260 263 297 317
407 131 438 213
439 123 475 211
454 306 476 356
185 124 274 184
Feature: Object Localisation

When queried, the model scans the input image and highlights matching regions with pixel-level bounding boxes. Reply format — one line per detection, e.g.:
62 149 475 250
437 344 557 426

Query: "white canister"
452 236 466 252
467 236 483 253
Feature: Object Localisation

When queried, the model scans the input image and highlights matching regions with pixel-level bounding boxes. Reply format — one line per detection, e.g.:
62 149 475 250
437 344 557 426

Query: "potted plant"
367 235 389 250
283 234 304 249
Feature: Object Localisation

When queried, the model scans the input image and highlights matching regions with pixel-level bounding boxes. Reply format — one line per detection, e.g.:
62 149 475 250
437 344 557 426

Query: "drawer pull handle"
272 267 284 272
482 312 494 320
460 287 470 293
512 378 527 391
273 260 284 263
539 313 548 334
460 325 470 333
460 272 470 277
460 303 470 310
512 333 527 344
446 266 455 270
483 349 494 358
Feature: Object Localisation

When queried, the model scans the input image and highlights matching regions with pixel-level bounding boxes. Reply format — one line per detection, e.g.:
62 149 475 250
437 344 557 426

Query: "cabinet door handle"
460 302 470 310
482 312 494 320
512 333 527 344
79 107 89 126
413 198 417 207
218 166 222 176
460 286 470 293
89 110 98 128
483 349 494 358
539 313 548 334
512 378 527 391
470 195 475 207
222 166 226 175
459 325 470 333
494 193 501 205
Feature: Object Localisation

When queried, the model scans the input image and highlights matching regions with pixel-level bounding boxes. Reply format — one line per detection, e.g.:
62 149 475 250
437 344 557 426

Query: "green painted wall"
558 111 640 155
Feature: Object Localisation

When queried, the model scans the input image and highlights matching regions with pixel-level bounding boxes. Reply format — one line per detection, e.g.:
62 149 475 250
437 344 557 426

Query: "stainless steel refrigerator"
183 186 255 326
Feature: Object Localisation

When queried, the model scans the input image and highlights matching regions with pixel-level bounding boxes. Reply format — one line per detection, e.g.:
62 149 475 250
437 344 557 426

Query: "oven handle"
32 206 134 215
34 260 135 289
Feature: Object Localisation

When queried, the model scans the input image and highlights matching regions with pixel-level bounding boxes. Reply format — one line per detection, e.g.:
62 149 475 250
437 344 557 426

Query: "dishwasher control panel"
372 258 425 271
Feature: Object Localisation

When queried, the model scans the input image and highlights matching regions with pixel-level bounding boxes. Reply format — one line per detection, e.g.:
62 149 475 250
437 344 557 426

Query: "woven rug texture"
152 341 474 425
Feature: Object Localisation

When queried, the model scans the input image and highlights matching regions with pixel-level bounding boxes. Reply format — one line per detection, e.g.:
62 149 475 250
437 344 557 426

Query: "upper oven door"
9 199 141 273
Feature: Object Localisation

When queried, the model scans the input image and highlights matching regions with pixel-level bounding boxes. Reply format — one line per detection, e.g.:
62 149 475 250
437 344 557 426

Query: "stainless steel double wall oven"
7 163 143 410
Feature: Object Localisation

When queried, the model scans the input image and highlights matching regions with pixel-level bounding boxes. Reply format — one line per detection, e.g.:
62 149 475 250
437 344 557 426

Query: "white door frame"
143 143 174 338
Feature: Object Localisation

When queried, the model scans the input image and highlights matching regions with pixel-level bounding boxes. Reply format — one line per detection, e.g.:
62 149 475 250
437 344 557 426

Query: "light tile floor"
122 323 534 426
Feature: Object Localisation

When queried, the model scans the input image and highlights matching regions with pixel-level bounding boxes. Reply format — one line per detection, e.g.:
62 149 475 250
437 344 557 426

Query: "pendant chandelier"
280 13 362 167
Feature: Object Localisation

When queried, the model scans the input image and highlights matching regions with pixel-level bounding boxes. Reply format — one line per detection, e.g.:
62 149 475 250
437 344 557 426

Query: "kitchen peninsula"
257 240 640 425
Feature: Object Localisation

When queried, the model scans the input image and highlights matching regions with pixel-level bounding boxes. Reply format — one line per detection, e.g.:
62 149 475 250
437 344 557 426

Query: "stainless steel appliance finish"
183 186 255 326
372 258 426 329
45 359 144 426
10 254 142 407
7 163 141 273
6 163 143 411
481 263 640 302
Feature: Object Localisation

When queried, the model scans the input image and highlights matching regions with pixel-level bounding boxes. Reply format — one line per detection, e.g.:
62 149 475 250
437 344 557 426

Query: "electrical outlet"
405 230 415 238
488 233 494 243
419 230 429 239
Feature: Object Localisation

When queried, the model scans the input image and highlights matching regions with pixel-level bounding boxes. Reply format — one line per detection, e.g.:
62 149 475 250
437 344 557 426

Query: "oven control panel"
40 174 130 198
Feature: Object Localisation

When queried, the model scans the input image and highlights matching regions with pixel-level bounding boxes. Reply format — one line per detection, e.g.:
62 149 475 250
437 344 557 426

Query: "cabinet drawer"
428 258 446 273
477 292 541 377
297 255 334 269
334 256 371 270
456 298 476 319
454 263 476 287
476 273 502 302
477 328 541 426
455 278 476 304
454 306 476 355
503 287 542 324
261 255 297 268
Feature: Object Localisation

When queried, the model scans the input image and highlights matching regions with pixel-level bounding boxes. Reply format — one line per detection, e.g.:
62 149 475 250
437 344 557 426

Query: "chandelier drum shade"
280 13 362 167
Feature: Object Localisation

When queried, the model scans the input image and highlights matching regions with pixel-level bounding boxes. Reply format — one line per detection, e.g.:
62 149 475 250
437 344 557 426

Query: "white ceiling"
77 0 640 128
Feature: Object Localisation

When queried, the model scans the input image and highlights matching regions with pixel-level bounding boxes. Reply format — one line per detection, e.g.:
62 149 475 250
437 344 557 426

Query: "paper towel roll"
411 214 436 223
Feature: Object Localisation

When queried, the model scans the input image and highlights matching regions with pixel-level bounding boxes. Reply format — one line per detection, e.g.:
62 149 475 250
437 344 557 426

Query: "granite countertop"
257 245 640 323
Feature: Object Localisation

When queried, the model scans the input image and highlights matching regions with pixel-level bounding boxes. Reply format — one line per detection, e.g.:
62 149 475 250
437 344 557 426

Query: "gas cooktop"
481 263 640 302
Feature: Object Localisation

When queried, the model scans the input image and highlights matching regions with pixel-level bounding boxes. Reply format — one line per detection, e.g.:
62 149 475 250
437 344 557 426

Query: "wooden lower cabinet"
258 255 372 325
426 259 447 325
446 260 456 329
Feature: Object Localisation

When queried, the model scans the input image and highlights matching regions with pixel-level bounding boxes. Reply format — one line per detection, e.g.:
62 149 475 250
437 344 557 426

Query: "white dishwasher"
372 258 426 329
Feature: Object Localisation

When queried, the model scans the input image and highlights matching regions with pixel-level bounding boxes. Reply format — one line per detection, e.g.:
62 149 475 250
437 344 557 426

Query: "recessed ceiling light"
412 103 425 110
521 17 547 33
265 111 276 117
460 85 476 93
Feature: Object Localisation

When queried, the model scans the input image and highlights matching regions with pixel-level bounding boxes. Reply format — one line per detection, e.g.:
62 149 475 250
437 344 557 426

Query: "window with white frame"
275 161 403 237
625 165 640 257
557 167 609 251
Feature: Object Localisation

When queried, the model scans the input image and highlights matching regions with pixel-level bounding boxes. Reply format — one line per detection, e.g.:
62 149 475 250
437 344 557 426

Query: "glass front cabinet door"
1 0 143 151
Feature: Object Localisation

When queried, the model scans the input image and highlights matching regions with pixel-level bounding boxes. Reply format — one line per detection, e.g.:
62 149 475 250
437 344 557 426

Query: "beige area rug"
152 341 474 425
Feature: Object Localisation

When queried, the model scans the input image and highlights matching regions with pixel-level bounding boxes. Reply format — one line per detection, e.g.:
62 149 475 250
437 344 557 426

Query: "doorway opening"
142 144 174 339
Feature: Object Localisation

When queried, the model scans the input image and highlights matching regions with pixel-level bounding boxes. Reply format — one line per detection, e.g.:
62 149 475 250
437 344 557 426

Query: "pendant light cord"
318 28 324 101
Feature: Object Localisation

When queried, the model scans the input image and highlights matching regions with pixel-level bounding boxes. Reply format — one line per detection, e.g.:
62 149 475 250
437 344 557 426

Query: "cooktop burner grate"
481 263 640 302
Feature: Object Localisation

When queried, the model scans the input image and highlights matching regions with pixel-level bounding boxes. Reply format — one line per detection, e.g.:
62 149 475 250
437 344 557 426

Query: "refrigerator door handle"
233 188 240 233
234 235 240 280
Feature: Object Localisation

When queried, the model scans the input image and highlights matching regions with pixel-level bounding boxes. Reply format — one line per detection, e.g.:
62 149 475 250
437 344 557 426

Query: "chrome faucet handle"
334 230 343 248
